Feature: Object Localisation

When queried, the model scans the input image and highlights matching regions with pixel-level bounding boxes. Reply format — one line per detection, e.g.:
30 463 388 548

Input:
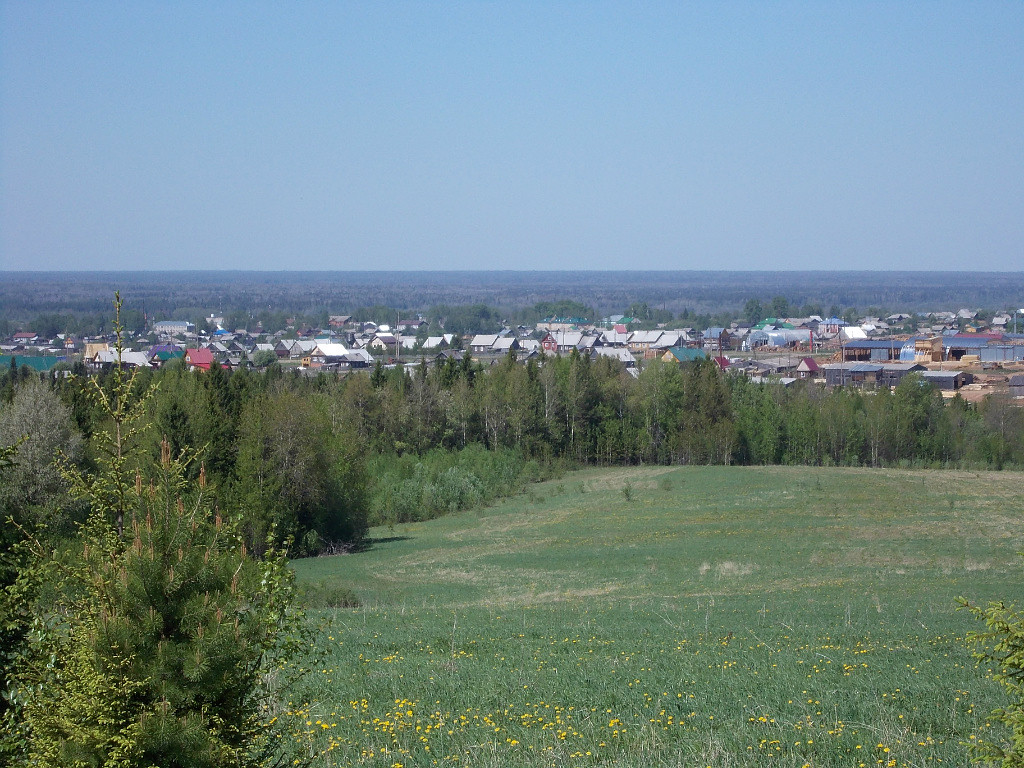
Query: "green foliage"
0 379 85 536
251 349 277 368
5 296 309 768
366 445 542 526
961 594 1024 765
18 443 302 767
0 381 85 756
426 303 503 335
231 389 367 556
743 297 765 324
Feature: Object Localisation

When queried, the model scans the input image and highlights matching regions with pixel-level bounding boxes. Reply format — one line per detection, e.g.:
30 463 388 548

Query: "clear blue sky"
2 2 1022 271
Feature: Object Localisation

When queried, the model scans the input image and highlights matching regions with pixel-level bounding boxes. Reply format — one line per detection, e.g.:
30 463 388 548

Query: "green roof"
153 350 185 362
754 318 795 330
1 355 67 372
663 347 707 362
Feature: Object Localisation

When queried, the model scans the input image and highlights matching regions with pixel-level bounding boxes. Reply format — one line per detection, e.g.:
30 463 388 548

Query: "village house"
421 335 454 350
795 357 820 379
491 336 520 354
469 334 500 353
90 348 152 370
592 347 636 368
661 347 707 365
539 331 584 354
184 348 214 371
627 330 663 353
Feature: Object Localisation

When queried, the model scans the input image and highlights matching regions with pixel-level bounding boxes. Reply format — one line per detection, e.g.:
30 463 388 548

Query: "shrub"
960 594 1024 765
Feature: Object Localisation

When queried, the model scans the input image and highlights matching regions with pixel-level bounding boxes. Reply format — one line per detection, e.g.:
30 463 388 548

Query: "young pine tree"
11 296 306 768
960 594 1024 766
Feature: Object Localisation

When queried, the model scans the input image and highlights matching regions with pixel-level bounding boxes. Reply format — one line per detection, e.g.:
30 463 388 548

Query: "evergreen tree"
6 296 307 767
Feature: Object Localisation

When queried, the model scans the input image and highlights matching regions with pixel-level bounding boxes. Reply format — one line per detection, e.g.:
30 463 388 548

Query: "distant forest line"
3 271 1024 332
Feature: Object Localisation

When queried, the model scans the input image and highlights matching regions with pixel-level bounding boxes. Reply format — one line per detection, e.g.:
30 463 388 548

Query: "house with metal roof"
662 347 708 364
184 348 214 371
470 334 500 353
539 331 584 354
592 347 636 368
0 354 66 372
795 357 820 379
491 336 520 354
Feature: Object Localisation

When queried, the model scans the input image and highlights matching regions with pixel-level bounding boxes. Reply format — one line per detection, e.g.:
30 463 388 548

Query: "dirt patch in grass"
579 466 677 492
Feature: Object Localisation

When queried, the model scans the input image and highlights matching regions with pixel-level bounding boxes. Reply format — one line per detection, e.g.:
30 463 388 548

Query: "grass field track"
289 465 1024 766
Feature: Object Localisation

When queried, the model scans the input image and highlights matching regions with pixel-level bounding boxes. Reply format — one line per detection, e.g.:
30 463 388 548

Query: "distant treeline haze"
6 270 1024 336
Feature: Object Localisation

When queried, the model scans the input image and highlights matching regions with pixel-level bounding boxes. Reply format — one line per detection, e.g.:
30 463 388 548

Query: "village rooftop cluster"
4 307 1024 398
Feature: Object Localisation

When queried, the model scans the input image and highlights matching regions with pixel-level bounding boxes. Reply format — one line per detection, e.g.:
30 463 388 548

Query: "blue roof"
944 337 992 348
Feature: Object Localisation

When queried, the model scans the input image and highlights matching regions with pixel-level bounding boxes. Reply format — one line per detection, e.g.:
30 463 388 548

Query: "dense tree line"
337 353 1023 471
2 351 1023 561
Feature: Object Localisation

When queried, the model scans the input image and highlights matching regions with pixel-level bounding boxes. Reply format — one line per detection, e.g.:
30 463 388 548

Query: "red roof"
953 332 1003 340
713 356 730 369
185 348 214 369
798 357 819 371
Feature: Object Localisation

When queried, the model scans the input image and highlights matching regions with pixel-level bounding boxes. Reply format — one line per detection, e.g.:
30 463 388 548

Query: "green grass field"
288 465 1024 767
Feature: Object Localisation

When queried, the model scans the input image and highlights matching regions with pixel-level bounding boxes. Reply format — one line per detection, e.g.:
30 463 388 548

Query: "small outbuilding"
921 370 970 391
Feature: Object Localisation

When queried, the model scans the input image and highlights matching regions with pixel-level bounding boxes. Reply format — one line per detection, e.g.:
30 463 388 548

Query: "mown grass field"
288 465 1024 767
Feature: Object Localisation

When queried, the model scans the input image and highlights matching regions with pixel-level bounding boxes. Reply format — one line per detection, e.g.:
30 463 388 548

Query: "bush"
366 446 552 526
960 594 1024 765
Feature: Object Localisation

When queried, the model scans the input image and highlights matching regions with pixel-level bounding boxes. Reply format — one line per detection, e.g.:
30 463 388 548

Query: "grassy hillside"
289 466 1024 767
